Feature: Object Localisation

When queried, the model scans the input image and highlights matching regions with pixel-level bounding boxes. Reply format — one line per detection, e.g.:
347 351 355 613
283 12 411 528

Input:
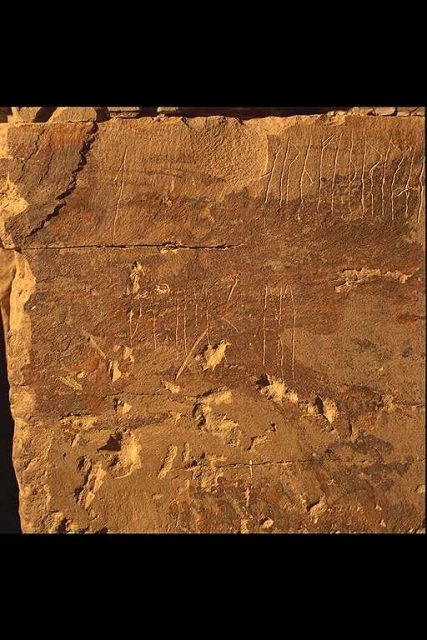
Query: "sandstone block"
49 107 99 123
0 113 424 533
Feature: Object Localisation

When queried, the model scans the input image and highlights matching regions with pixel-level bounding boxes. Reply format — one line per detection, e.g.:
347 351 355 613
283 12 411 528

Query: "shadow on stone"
0 314 21 533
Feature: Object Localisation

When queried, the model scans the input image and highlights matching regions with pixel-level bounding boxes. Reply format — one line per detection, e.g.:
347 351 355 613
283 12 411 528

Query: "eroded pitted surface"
0 113 424 533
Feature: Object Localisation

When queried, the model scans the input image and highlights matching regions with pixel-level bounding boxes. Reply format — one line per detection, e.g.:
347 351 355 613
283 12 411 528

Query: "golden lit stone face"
0 111 424 533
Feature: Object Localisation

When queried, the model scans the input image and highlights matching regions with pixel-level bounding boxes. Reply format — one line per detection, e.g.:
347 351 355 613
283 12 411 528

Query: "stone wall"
0 108 424 533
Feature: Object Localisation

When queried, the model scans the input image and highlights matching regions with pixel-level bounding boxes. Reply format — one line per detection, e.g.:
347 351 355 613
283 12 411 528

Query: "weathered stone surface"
372 107 397 116
0 113 425 533
12 107 44 122
106 107 144 118
397 107 425 117
347 107 376 116
49 107 99 123
3 106 424 123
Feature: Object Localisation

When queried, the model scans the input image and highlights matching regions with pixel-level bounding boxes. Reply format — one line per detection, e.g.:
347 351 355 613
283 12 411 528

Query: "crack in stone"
170 454 421 475
172 458 338 472
26 122 98 239
7 242 246 251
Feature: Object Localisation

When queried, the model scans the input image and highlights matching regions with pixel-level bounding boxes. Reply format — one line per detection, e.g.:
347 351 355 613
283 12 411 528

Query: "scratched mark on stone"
367 143 383 217
286 142 300 206
112 147 128 243
183 289 188 355
330 133 343 217
402 146 416 219
279 138 291 210
317 134 335 215
175 291 180 358
175 328 208 381
390 149 405 222
348 130 355 213
360 131 367 216
264 149 279 206
262 285 268 367
150 292 158 351
226 276 239 305
417 157 425 224
193 286 198 329
381 136 392 218
204 284 211 345
297 136 314 217
258 283 297 381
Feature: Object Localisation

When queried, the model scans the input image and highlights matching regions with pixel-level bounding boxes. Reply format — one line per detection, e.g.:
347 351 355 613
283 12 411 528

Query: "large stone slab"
0 114 424 533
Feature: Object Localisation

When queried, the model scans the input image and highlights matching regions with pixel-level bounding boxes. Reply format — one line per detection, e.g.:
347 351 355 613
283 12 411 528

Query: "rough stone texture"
0 111 425 533
106 107 145 119
49 107 99 123
2 107 425 124
12 107 44 122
